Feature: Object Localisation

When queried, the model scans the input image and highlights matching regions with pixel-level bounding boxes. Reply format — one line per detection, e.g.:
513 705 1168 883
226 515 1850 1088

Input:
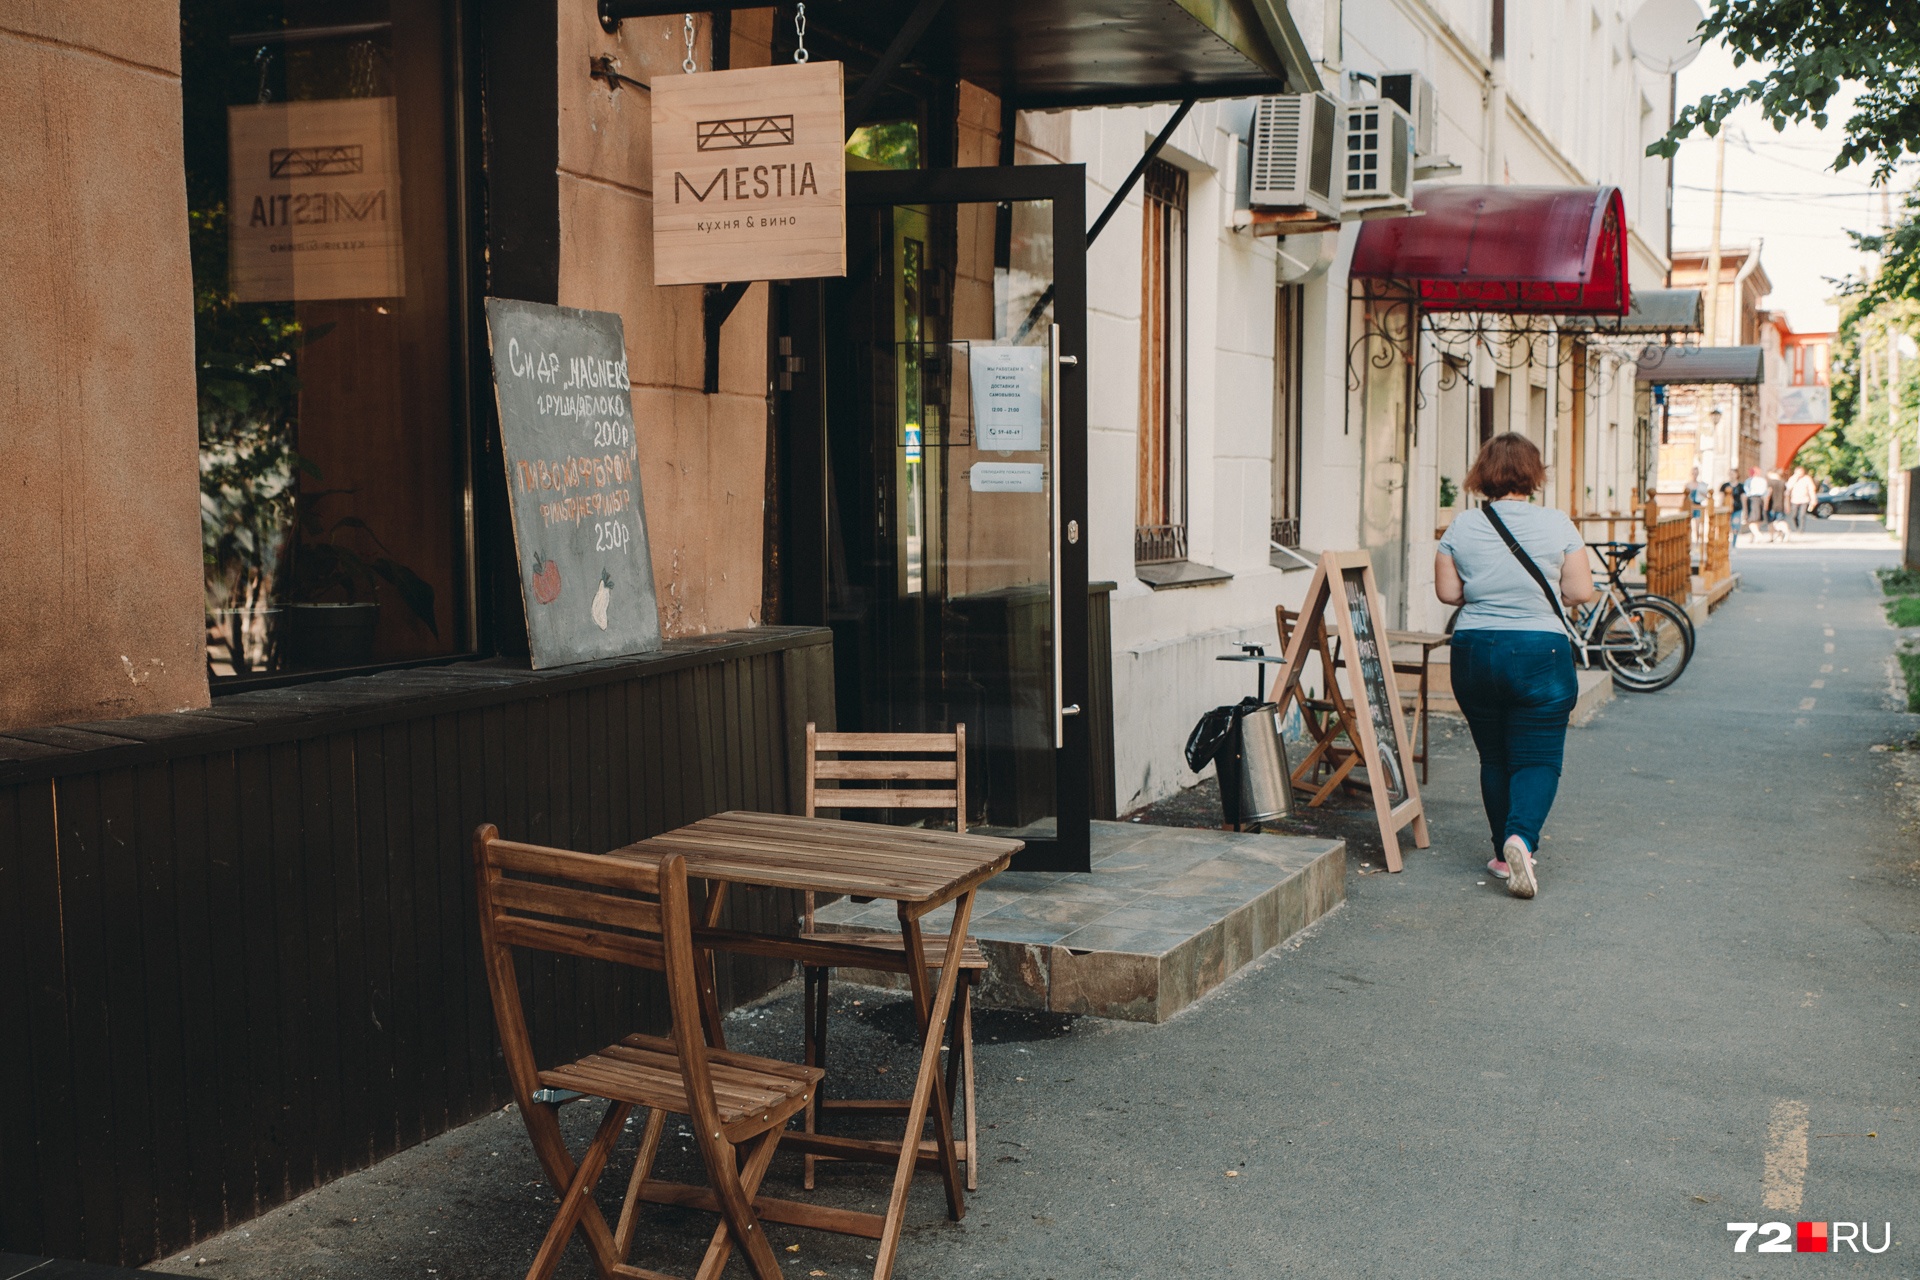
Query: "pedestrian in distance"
1744 467 1770 537
1767 469 1789 542
1723 469 1745 549
1787 466 1818 533
1434 433 1595 899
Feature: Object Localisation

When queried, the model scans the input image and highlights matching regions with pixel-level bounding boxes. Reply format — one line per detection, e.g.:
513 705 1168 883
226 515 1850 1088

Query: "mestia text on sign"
650 61 847 286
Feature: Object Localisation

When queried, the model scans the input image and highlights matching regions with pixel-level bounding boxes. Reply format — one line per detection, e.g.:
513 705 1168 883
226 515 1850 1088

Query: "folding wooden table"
609 811 1021 1280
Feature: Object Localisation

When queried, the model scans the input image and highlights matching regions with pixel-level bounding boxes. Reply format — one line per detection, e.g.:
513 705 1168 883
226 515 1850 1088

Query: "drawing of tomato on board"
531 553 562 604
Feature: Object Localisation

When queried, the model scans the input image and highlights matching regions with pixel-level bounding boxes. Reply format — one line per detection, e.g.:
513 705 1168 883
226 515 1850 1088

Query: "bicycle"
1572 541 1693 691
1442 540 1694 691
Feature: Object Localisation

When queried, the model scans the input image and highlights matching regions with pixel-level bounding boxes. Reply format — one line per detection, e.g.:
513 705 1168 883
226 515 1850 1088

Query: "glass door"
788 166 1088 871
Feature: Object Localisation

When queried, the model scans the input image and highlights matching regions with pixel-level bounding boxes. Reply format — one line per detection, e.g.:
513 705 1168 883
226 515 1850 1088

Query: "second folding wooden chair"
797 724 988 1191
473 824 821 1280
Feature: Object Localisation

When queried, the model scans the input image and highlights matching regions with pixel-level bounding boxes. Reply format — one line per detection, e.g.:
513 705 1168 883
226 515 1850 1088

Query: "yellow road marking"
1762 1099 1809 1212
1799 697 1817 711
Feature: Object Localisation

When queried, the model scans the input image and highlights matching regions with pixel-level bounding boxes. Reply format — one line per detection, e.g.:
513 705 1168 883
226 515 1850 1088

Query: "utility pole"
1702 130 1728 346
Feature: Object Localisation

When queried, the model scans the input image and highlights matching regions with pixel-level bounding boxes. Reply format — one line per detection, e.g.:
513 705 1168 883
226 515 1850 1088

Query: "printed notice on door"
968 345 1046 451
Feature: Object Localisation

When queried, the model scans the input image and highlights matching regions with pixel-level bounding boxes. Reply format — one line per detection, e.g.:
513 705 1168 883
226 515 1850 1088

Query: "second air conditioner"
1343 99 1414 209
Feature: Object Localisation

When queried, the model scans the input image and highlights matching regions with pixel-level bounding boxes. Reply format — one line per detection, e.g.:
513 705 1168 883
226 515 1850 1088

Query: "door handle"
1051 325 1068 750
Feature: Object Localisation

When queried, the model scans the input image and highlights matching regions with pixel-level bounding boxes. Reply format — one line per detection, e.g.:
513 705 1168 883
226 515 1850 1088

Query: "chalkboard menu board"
1267 549 1427 870
484 298 662 668
1340 568 1408 805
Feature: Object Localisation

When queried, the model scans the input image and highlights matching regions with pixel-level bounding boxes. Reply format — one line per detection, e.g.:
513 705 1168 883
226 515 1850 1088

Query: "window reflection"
184 0 465 677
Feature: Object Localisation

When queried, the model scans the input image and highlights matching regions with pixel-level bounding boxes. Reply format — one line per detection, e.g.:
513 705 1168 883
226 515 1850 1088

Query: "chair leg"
695 1128 785 1280
614 1107 668 1262
802 964 829 1190
516 1097 628 1280
961 977 978 1193
525 1100 630 1280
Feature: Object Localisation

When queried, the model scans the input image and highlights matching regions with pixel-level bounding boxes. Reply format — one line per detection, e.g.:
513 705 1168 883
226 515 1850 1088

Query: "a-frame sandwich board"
1270 549 1430 870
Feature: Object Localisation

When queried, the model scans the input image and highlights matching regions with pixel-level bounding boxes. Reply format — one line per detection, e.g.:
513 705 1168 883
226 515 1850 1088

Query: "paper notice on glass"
968 462 1044 493
968 345 1045 450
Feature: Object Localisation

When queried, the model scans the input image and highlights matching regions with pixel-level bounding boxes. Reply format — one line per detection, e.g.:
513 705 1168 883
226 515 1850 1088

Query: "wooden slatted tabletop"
606 809 1020 1280
611 811 1021 905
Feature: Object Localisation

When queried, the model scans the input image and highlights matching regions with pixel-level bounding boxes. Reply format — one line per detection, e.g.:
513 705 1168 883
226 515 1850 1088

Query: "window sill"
1136 560 1233 590
1269 545 1316 572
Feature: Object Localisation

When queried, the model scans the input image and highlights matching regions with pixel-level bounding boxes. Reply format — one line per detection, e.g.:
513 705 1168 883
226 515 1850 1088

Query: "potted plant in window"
1436 474 1461 537
282 486 438 669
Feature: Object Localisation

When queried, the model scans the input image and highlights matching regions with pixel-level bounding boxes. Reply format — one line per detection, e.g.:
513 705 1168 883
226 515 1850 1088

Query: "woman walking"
1435 434 1594 898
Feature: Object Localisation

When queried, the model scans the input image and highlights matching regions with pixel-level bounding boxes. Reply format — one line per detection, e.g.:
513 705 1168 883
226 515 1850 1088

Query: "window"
1137 158 1188 564
185 0 471 680
1271 284 1303 548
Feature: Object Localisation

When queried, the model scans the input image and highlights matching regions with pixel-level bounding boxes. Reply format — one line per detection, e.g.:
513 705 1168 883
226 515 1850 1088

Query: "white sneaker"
1503 835 1537 898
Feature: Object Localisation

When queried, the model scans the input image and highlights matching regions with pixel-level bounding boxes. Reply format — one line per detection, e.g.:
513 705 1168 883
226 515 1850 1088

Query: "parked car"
1813 480 1884 518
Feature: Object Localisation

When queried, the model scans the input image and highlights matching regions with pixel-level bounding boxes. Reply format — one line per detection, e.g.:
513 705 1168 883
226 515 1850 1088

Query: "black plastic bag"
1185 697 1264 825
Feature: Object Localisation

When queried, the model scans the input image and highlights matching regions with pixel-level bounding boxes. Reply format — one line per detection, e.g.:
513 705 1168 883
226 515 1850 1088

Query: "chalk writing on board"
485 298 662 668
1341 568 1407 805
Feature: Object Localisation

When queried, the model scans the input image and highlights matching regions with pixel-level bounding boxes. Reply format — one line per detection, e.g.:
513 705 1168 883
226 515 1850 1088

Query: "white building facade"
1023 0 1679 812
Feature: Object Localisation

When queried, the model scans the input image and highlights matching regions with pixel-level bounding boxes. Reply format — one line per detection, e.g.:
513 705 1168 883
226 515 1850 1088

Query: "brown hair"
1465 432 1546 500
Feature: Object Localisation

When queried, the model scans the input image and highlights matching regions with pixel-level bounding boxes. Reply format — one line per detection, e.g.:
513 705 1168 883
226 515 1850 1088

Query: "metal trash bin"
1187 697 1293 830
1236 702 1293 826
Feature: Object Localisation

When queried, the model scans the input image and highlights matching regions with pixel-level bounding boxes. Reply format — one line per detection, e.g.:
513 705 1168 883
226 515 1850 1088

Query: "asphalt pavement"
146 517 1920 1279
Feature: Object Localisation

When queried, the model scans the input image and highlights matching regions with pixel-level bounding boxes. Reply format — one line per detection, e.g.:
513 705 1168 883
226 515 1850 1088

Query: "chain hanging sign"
649 59 846 286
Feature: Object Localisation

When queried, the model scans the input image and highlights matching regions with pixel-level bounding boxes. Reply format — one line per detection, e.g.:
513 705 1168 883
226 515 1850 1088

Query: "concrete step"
811 820 1345 1023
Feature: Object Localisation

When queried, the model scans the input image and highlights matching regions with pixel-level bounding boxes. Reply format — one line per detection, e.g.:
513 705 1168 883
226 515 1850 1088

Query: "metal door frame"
847 165 1089 872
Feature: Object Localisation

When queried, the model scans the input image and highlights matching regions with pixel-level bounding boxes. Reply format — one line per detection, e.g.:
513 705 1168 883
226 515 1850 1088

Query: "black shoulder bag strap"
1479 504 1589 667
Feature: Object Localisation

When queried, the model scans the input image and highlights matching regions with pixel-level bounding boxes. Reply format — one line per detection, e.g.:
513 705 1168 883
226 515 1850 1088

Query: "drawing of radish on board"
591 569 612 630
530 553 562 604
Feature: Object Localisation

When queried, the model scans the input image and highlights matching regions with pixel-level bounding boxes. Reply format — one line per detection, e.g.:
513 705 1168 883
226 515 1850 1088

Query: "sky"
1669 35 1903 334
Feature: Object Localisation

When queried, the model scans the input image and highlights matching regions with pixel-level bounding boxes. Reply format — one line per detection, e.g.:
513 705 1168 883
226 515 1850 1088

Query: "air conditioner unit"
1247 91 1341 220
1380 69 1462 178
1343 99 1414 209
1378 70 1435 156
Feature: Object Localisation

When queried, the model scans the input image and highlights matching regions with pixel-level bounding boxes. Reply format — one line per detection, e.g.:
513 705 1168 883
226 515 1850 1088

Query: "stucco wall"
557 7 772 638
0 3 209 730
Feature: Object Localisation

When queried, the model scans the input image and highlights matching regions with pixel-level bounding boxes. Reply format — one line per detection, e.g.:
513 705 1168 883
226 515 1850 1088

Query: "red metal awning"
1350 185 1630 316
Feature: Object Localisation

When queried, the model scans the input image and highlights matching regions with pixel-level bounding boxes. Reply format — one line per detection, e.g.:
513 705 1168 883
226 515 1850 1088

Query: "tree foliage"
1648 2 1920 184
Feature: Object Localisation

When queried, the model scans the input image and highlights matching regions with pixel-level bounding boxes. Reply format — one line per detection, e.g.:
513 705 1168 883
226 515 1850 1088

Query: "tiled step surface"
812 820 1345 1023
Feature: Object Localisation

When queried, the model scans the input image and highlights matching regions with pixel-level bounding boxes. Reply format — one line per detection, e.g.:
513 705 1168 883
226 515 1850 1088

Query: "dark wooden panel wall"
0 631 835 1267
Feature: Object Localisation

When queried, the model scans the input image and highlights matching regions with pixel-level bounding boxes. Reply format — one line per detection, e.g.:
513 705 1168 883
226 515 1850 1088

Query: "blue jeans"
1449 629 1578 855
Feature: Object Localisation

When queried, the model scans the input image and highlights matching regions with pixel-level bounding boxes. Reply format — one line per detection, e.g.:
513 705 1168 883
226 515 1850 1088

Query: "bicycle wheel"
1599 595 1693 691
1628 590 1695 642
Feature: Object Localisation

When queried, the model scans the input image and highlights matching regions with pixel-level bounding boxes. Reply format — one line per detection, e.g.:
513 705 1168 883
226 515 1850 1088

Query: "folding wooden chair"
473 824 821 1280
797 724 987 1192
1274 604 1367 804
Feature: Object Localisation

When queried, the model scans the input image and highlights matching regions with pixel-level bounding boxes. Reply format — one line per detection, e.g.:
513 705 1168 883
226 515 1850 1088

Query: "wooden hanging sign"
1270 550 1429 870
650 61 847 286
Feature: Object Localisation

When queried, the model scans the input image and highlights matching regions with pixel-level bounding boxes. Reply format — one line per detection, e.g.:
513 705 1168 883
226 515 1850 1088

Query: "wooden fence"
1645 500 1693 602
0 629 834 1266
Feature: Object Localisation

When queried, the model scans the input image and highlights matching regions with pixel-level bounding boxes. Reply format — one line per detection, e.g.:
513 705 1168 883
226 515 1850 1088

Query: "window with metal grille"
1137 158 1188 565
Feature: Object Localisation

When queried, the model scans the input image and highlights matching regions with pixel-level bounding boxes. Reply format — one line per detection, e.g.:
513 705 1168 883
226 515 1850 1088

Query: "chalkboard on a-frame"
1269 549 1428 869
484 297 662 668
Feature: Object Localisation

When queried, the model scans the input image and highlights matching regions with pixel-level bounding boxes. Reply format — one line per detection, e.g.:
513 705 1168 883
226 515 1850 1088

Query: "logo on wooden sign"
228 97 406 301
650 61 846 286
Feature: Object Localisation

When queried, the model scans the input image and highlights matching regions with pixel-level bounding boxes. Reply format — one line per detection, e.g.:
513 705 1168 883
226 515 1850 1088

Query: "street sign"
650 61 847 286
